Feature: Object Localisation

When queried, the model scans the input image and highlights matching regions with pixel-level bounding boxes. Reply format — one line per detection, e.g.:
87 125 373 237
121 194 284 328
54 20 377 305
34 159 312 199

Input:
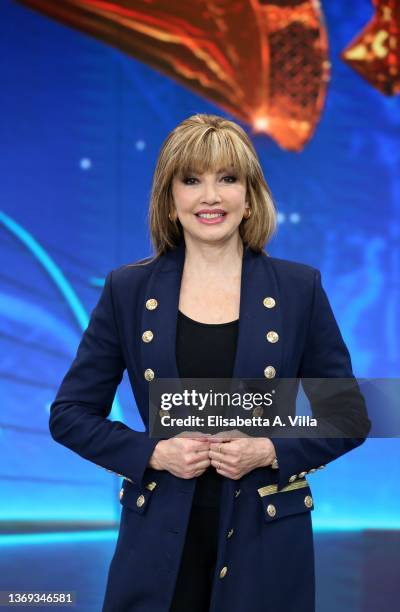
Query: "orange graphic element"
17 0 330 150
342 0 400 95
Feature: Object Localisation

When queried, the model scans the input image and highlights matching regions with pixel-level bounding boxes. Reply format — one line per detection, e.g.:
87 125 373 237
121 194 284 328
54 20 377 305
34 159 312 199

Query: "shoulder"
107 254 159 289
263 253 319 286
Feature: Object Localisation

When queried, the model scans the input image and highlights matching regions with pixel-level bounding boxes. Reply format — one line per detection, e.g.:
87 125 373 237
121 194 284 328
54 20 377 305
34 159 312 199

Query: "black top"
176 310 239 507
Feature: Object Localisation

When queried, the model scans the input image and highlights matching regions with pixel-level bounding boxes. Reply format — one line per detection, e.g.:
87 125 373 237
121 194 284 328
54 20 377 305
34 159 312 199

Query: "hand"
149 434 211 479
208 436 276 480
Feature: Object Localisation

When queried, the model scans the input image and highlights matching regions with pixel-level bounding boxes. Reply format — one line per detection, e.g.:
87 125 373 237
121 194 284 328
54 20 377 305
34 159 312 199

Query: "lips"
195 209 226 219
195 209 227 224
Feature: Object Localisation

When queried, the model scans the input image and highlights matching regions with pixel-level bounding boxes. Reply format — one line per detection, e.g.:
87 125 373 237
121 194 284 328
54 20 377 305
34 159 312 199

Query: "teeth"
198 213 224 219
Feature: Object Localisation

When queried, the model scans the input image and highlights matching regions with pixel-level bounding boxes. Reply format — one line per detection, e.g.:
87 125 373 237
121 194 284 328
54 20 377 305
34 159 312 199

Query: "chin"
192 228 240 246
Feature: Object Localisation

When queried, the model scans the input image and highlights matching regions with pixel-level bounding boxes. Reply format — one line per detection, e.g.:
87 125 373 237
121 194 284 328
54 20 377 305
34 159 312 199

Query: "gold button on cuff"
263 297 276 309
136 494 145 508
289 475 297 483
318 465 325 470
119 489 124 500
264 365 276 379
145 481 157 491
144 368 155 381
309 468 317 474
266 331 279 343
304 495 313 508
267 504 277 518
298 471 307 478
271 457 279 470
234 489 241 498
252 406 264 418
159 409 170 418
142 330 154 343
219 566 228 579
227 528 234 539
145 298 158 310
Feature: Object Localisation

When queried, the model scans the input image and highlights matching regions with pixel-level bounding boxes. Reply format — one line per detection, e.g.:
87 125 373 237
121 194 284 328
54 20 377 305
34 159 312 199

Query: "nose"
200 178 222 204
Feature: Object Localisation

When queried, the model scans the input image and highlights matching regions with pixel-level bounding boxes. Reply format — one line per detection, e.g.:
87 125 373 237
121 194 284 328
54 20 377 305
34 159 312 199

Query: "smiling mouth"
195 212 226 219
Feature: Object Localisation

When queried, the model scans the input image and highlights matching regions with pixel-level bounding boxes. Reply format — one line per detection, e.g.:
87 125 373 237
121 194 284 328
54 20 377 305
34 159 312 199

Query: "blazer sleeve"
49 270 158 486
271 269 371 491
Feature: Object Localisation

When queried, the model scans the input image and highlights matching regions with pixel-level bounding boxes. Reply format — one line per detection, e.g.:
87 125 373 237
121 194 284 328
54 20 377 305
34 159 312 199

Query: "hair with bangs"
148 114 276 255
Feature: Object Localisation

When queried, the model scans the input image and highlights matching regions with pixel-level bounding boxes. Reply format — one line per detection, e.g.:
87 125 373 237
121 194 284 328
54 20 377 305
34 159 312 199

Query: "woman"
49 114 370 612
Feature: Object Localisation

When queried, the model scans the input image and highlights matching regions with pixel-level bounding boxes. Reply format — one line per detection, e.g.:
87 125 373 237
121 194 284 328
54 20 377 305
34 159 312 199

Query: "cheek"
232 188 247 208
172 186 191 211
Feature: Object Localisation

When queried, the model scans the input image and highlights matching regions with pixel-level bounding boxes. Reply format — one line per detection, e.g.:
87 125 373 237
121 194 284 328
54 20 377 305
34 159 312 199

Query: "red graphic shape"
342 0 400 95
17 0 330 150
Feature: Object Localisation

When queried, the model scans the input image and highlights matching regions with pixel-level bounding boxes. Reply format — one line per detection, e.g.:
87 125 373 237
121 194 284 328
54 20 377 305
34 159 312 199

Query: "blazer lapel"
232 248 283 381
140 241 283 382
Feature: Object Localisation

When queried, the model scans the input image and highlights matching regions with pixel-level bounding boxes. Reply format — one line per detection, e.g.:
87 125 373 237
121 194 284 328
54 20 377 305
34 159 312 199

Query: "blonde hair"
148 114 276 255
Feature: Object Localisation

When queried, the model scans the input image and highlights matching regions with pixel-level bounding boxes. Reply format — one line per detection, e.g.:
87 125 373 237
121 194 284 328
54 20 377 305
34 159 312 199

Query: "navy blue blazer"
50 241 370 612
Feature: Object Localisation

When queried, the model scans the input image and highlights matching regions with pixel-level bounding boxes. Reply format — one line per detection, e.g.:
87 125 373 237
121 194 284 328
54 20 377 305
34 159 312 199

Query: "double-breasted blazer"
49 240 371 612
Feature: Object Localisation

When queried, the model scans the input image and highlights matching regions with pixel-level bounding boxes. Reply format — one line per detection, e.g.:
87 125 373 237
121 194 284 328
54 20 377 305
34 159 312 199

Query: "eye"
182 176 198 185
222 175 237 183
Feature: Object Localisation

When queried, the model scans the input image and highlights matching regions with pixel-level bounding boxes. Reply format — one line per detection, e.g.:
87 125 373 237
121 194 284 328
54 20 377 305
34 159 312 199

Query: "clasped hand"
150 431 276 480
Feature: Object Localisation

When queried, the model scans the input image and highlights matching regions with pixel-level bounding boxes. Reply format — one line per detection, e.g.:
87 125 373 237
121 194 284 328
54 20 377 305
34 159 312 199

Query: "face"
171 167 249 246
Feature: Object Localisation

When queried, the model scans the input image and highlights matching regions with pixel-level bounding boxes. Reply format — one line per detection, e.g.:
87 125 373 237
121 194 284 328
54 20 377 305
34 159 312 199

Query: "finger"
210 458 229 471
191 458 211 471
212 461 241 480
209 435 233 443
188 432 212 442
176 439 210 453
193 467 209 477
209 449 235 466
213 463 234 478
208 446 232 459
209 441 227 450
187 450 210 465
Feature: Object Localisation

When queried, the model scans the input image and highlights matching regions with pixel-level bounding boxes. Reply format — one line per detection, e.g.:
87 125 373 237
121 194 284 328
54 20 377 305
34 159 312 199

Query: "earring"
243 208 252 220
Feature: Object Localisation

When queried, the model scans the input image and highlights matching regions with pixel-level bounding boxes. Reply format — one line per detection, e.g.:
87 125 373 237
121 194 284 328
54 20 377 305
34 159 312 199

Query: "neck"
182 233 244 279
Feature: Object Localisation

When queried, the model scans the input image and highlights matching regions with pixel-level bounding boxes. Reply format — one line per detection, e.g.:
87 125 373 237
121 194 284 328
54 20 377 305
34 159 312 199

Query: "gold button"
266 331 279 343
264 365 276 379
298 471 307 478
252 406 264 418
271 457 279 470
267 504 276 518
159 409 170 418
144 368 155 381
146 298 158 310
227 528 234 539
309 468 317 474
136 494 145 508
318 465 325 470
289 475 297 483
219 566 228 579
263 297 276 309
145 481 157 491
304 495 313 508
142 330 154 343
119 488 124 500
234 489 241 498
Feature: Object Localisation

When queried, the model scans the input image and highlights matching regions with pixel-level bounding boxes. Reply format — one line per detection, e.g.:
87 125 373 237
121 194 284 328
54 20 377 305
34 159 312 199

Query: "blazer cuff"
270 436 366 491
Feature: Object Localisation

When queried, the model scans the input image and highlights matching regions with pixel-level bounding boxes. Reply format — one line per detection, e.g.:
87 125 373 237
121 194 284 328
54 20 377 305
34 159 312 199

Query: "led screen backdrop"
1 0 399 527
